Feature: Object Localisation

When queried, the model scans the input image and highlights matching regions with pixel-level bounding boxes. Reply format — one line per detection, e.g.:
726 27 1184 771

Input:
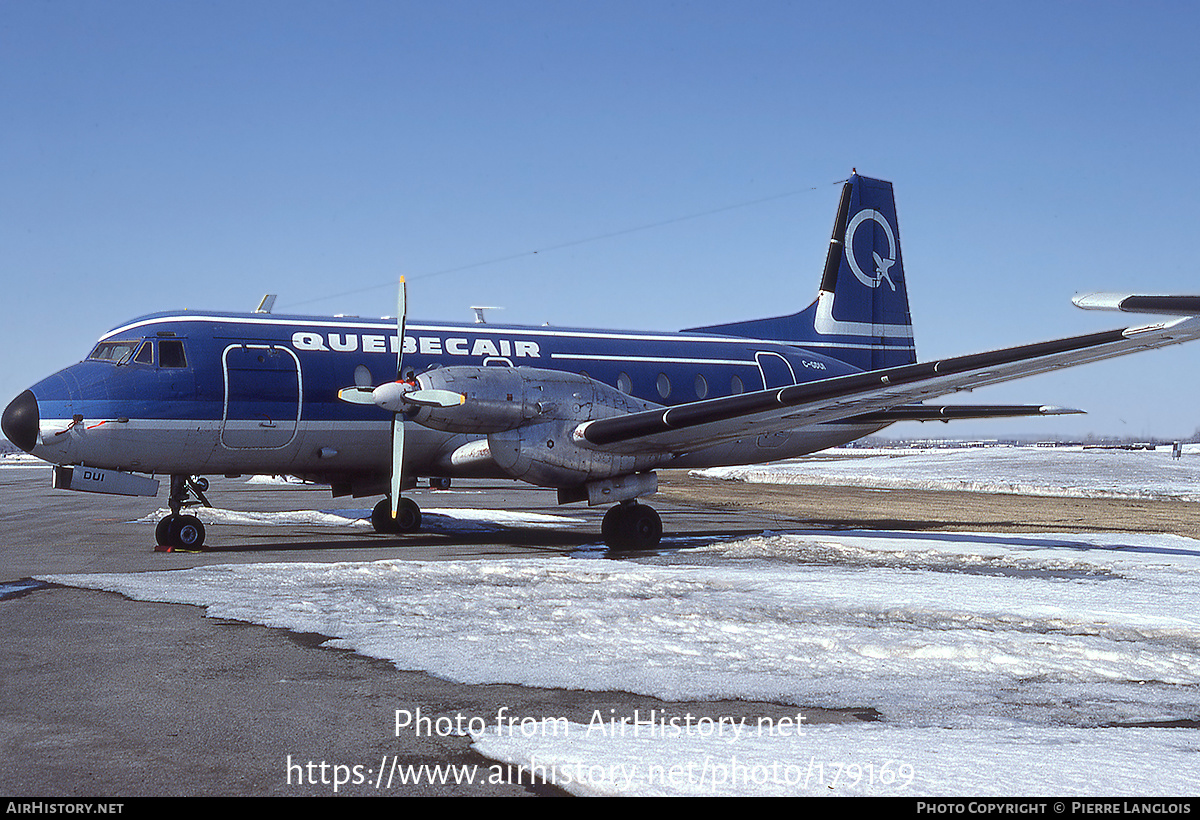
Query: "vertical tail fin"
685 172 917 371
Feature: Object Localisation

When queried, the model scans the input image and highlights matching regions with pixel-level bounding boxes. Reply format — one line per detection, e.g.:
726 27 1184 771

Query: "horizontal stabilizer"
1073 293 1200 315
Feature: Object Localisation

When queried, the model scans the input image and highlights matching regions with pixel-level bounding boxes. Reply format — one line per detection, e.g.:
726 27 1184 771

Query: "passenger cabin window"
133 342 154 365
88 341 138 363
159 340 188 368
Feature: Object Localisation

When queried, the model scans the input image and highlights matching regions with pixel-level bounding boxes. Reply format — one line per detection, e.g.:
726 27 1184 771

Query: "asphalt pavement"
1 466 839 797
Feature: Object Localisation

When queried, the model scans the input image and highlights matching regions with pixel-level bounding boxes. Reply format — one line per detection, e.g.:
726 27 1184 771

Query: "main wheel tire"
601 505 623 543
624 504 662 549
603 503 662 550
372 499 399 533
372 497 422 534
395 497 422 533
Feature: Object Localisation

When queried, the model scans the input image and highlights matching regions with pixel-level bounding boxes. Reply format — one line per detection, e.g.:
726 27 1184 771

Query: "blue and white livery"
6 173 1200 550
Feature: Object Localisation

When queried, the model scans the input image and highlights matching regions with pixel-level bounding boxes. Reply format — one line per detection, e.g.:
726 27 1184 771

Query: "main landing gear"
602 501 663 551
156 475 210 550
371 497 422 534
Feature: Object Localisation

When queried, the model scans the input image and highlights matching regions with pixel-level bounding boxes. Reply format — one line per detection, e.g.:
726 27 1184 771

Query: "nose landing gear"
155 475 211 550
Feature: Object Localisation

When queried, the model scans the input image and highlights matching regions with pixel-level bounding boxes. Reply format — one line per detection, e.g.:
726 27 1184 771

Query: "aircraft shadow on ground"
184 523 768 556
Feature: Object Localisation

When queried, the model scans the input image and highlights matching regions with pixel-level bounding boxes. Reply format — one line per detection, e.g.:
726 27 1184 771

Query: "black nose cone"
2 390 39 452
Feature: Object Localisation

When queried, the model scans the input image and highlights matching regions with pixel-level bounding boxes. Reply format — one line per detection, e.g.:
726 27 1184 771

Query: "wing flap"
576 317 1200 454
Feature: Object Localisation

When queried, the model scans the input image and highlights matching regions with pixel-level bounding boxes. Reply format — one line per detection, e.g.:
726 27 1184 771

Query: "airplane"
5 172 1200 552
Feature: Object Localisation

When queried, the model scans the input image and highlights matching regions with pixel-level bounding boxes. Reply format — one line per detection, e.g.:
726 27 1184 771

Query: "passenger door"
220 344 302 449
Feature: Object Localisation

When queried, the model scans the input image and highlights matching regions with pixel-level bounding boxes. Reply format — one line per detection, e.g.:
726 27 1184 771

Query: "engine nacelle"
409 366 650 434
410 366 668 486
488 416 667 487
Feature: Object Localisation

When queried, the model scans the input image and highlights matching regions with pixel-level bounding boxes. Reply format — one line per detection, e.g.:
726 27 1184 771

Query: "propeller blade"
390 414 404 519
396 276 407 380
404 389 466 408
391 276 408 521
336 386 377 405
340 382 464 411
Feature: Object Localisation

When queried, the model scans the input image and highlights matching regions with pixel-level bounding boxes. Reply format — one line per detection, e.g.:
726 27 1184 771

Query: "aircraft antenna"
471 306 503 324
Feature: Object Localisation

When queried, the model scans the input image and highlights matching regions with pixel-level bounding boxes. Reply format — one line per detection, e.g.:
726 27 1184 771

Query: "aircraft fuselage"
14 309 878 493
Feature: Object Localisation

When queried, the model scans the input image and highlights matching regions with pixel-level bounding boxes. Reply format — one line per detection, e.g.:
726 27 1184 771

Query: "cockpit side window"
88 341 139 364
133 341 154 365
159 339 187 368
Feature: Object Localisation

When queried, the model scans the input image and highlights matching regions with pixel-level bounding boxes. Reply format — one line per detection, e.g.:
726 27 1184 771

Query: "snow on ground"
39 529 1200 795
694 445 1200 501
0 452 50 467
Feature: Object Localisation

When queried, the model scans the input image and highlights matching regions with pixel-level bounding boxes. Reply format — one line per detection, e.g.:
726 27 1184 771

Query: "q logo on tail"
845 209 898 291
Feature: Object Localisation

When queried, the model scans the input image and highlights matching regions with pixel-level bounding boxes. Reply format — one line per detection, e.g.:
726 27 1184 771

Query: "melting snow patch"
38 527 1200 796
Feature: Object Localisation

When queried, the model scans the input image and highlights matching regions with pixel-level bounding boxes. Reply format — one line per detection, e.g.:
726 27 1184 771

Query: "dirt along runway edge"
658 470 1200 539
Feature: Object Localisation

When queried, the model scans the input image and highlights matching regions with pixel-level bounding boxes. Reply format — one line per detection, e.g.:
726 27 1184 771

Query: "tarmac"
0 465 865 797
6 463 1200 797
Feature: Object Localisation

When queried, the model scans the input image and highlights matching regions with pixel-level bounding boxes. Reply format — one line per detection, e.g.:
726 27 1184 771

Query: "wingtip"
1074 293 1200 316
1072 292 1127 311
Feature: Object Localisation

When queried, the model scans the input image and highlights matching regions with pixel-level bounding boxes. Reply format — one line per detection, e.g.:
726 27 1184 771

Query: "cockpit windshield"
88 341 140 364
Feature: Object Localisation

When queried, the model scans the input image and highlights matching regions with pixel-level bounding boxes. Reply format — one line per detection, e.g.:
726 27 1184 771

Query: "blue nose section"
2 390 39 452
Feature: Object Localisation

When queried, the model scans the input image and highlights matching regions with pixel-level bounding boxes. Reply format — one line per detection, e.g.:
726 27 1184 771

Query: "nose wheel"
155 514 206 550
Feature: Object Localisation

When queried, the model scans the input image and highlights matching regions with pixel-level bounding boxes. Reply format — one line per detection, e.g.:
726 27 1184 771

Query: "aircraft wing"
841 404 1083 424
1073 293 1200 315
576 315 1200 454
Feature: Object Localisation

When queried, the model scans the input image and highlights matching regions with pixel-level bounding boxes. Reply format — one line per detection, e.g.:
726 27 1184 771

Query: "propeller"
336 277 464 522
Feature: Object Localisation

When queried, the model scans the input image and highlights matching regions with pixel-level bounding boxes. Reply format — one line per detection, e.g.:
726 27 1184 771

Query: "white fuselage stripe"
99 312 911 351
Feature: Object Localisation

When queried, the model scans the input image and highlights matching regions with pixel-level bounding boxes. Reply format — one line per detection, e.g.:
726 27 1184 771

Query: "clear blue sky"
4 1 1199 440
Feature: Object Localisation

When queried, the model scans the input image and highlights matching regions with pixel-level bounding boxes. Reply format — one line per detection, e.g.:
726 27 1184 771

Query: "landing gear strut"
602 501 662 550
371 497 422 534
156 475 210 549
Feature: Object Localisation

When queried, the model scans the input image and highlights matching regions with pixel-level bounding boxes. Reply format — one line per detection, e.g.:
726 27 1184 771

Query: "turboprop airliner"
6 173 1200 550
